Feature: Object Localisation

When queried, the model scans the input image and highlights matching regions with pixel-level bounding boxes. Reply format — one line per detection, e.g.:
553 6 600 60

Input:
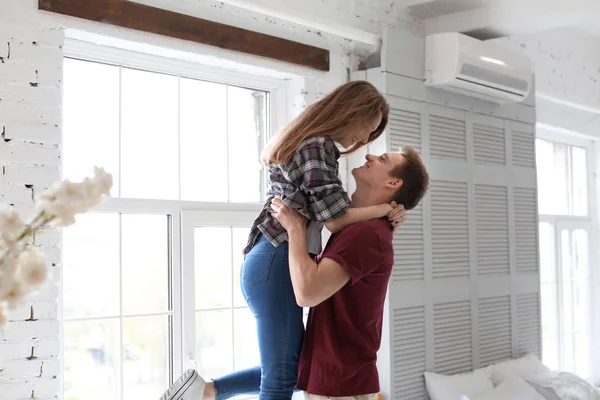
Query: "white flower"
0 305 6 327
92 167 113 197
17 248 48 288
0 206 25 241
2 280 26 309
0 251 19 276
35 167 113 227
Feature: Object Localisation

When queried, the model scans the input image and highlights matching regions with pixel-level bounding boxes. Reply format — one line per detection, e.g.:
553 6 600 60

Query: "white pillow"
424 367 494 400
490 354 550 385
525 371 600 400
460 375 545 400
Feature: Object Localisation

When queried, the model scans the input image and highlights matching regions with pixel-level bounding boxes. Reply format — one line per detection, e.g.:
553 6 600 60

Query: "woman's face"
338 112 383 149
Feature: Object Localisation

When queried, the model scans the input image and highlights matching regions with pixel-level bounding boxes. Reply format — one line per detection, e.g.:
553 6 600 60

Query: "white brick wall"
0 1 64 399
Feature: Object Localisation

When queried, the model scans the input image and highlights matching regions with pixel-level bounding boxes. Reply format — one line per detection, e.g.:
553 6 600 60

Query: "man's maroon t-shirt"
297 218 394 397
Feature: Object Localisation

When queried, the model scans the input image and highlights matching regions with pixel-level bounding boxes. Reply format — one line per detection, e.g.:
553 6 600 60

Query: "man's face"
352 152 405 192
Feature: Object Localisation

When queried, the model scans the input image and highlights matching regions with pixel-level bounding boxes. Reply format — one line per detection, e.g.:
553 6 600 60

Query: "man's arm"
285 223 351 307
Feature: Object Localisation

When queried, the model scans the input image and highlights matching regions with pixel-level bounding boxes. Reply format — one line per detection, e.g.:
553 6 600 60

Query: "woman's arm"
323 203 392 233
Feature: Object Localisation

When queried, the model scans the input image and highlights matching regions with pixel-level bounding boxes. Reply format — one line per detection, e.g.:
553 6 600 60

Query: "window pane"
234 307 259 371
122 214 169 315
233 228 250 308
64 319 120 400
573 229 590 377
560 228 591 376
542 336 559 371
122 316 169 399
180 79 228 202
227 86 266 203
195 227 232 310
63 58 120 195
538 222 555 284
536 139 569 215
541 282 558 340
571 146 588 216
121 68 178 199
196 310 233 378
63 213 120 319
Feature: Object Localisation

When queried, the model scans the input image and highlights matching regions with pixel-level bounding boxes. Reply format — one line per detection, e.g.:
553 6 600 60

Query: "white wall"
494 28 600 139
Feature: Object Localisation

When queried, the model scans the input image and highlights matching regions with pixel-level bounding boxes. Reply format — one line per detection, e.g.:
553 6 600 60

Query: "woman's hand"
388 202 407 233
270 196 308 233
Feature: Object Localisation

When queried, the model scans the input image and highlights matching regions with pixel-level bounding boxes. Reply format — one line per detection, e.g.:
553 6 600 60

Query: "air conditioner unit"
425 32 533 104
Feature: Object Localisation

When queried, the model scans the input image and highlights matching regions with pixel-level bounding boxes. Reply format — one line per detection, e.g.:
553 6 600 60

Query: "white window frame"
536 126 599 380
60 38 291 399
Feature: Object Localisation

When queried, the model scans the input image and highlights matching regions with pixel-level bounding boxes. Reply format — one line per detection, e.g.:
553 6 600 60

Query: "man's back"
297 218 394 397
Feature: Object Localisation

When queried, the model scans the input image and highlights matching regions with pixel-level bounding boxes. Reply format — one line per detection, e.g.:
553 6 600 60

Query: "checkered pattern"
243 137 351 254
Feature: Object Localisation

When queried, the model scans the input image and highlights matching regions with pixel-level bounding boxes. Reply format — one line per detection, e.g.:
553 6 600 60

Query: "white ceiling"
396 0 600 39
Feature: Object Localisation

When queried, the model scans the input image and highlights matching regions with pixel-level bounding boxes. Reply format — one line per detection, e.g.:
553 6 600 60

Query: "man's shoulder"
339 219 393 242
326 219 393 257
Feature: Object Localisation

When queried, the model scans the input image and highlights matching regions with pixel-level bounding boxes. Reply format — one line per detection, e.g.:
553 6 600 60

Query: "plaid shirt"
243 137 351 254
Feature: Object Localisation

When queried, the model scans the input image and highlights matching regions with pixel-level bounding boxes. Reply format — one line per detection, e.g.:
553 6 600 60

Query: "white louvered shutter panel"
510 122 536 168
475 184 510 275
514 188 539 274
393 307 427 400
388 98 426 282
433 301 473 374
517 293 541 357
393 203 425 281
431 181 470 279
429 110 466 161
389 105 421 152
473 117 506 165
478 296 512 367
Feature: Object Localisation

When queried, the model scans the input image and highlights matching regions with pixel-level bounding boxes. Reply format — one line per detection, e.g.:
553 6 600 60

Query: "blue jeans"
212 235 305 400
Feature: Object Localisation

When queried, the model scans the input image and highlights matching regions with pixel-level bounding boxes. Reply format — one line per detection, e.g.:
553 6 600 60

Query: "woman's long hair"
262 81 389 166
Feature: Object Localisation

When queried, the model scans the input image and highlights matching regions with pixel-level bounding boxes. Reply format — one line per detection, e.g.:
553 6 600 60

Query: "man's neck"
350 189 389 208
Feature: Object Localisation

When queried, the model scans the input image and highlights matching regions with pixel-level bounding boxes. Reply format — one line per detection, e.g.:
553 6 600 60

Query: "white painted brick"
1 320 59 340
0 377 59 400
36 65 63 87
0 103 61 126
33 246 60 266
8 42 63 65
33 230 60 247
6 303 58 322
0 183 32 206
0 20 64 47
0 141 60 167
26 282 59 303
0 359 60 379
0 339 60 361
0 84 61 106
0 61 38 84
1 123 60 145
2 165 60 186
46 266 60 283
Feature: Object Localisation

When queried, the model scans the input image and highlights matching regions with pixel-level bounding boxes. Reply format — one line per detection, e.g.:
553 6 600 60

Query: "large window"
61 47 281 400
536 136 595 378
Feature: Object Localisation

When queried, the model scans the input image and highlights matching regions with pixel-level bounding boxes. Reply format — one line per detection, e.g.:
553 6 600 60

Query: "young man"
269 146 429 400
160 146 429 400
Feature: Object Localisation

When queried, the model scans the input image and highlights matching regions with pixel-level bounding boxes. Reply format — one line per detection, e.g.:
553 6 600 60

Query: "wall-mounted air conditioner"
425 32 533 104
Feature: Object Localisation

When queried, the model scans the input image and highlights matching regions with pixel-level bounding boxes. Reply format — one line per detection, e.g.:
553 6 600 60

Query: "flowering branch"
0 167 113 327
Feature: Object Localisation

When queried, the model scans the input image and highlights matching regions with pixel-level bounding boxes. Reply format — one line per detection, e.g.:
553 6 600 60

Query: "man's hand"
271 196 308 233
388 202 407 233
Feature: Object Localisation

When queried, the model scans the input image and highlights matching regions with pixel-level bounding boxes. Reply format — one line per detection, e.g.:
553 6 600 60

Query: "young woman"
161 81 404 400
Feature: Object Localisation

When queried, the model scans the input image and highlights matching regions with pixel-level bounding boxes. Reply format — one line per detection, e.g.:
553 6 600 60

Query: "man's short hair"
391 146 429 210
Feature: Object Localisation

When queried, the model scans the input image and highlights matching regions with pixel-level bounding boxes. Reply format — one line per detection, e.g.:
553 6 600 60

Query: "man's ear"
386 178 403 190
